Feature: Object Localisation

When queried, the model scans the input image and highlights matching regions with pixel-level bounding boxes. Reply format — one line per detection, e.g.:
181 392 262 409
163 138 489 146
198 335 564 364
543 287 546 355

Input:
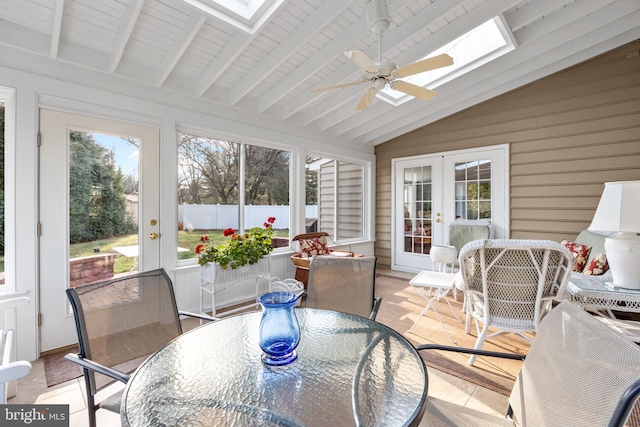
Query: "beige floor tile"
34 382 86 414
427 367 478 405
466 385 509 417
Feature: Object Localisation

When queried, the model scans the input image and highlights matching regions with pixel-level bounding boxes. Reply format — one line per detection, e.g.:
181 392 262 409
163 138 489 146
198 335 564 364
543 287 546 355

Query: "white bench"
0 297 31 403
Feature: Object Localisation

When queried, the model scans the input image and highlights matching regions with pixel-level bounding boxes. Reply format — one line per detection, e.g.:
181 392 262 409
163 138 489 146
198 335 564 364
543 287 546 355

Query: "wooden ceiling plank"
227 0 357 106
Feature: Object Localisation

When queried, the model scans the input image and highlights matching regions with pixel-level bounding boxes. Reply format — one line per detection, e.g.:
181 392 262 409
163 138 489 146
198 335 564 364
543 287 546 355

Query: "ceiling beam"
504 0 565 32
50 0 64 58
156 12 206 86
227 0 357 106
513 0 618 46
108 0 145 74
256 18 368 114
194 31 252 97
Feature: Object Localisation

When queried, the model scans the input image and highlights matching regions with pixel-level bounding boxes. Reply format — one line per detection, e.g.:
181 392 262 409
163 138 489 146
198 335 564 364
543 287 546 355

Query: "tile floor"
9 268 510 426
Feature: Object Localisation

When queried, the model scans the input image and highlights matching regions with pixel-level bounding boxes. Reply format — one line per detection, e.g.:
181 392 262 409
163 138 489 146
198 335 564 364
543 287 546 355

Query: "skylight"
183 0 284 34
379 17 515 106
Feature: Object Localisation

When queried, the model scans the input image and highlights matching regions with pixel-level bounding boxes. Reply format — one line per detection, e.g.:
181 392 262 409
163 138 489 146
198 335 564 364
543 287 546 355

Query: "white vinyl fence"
178 205 318 230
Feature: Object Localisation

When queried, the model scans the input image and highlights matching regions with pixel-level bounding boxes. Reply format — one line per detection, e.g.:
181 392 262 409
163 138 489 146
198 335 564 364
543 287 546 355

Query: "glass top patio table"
121 308 428 427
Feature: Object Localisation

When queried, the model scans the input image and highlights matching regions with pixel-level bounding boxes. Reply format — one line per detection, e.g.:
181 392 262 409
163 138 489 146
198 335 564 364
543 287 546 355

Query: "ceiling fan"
311 0 454 111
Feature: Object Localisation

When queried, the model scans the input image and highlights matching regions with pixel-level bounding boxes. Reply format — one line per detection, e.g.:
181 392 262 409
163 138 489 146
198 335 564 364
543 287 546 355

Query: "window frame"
175 124 299 267
0 86 16 294
306 151 372 245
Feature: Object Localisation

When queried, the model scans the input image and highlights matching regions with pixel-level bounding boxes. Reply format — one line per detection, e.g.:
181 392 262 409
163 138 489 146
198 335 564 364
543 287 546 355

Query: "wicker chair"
417 301 640 427
306 256 381 320
458 239 573 365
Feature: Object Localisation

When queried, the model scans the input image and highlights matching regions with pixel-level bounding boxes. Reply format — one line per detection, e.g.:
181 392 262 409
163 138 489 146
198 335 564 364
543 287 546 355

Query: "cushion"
561 240 592 272
574 229 608 265
582 253 609 276
298 236 330 257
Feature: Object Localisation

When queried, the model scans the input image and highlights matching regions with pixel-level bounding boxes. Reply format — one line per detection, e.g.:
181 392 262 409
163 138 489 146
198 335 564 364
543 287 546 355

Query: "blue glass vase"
258 292 302 366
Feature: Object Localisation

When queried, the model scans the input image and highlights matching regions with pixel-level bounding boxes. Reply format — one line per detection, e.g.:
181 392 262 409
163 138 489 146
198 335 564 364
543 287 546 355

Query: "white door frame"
38 108 161 352
392 144 509 273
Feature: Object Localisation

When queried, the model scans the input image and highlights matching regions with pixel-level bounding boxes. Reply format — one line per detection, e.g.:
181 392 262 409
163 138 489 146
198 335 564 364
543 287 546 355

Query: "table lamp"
589 181 640 289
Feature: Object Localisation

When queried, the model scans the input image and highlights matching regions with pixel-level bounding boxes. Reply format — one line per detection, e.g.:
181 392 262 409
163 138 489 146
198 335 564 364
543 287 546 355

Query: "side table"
408 270 462 344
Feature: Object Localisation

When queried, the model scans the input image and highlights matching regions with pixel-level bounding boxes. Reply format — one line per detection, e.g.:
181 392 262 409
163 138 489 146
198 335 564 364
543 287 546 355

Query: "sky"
91 133 139 178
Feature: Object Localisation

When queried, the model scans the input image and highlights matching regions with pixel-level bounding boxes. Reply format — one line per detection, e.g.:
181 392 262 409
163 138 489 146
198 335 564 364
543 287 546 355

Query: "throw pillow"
561 240 592 272
582 253 609 276
299 237 330 257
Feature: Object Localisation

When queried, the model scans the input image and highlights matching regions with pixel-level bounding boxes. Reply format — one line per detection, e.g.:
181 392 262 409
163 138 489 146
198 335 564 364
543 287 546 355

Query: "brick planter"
69 254 115 288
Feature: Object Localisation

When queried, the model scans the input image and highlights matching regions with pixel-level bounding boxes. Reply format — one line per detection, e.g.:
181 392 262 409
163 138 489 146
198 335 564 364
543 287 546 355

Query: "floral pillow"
561 240 592 272
582 253 609 276
299 236 330 257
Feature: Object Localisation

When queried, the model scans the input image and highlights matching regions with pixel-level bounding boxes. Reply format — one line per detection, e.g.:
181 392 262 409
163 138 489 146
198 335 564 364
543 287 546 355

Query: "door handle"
435 219 441 223
149 232 159 240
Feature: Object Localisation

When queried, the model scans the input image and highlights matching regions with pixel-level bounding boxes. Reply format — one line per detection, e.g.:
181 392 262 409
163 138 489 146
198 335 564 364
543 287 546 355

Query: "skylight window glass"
379 17 514 105
183 0 283 34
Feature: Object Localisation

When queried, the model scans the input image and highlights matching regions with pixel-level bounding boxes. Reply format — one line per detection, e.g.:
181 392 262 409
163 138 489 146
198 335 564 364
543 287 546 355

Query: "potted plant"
197 217 276 288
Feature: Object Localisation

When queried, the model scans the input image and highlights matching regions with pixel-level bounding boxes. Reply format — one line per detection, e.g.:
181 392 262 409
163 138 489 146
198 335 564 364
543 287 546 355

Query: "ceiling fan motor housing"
366 0 390 35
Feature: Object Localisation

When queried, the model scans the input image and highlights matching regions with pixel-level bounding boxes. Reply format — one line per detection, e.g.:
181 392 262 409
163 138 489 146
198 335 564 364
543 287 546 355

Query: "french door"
393 146 507 272
38 110 160 352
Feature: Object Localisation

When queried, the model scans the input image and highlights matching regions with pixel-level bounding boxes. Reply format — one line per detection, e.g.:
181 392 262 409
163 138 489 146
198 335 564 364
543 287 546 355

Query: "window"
0 86 14 291
379 17 515 106
177 132 290 261
306 156 364 242
183 0 284 34
455 160 491 220
0 99 4 286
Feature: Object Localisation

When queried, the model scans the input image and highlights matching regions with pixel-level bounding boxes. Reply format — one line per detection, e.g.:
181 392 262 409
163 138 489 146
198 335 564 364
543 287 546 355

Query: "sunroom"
0 0 639 424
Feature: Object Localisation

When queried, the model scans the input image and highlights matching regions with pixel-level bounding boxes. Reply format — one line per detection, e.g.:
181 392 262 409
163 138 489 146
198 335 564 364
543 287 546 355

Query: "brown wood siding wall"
375 40 640 268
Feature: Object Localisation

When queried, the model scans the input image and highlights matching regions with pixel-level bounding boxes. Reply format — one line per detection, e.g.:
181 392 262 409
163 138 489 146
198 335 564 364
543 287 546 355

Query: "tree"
305 155 319 205
245 145 289 205
177 134 290 206
69 131 136 243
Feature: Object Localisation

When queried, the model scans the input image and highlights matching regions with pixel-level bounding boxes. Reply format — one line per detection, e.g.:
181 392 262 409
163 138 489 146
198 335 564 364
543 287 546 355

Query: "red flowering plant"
195 217 276 269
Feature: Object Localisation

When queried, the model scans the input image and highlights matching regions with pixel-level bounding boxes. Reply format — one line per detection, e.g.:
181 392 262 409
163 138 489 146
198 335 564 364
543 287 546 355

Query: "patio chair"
64 269 217 427
433 220 494 270
417 301 640 427
306 256 382 320
458 239 573 365
431 220 494 302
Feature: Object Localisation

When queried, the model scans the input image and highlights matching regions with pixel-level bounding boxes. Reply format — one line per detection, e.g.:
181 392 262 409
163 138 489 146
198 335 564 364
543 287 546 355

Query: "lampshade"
589 181 640 233
589 181 640 289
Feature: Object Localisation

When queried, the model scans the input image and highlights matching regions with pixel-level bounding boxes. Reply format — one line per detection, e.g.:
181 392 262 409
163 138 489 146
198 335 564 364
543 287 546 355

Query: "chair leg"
82 371 97 427
469 322 490 366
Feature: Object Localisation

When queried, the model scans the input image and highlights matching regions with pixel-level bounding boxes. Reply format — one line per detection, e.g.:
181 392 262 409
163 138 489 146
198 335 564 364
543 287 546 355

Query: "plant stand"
199 256 271 321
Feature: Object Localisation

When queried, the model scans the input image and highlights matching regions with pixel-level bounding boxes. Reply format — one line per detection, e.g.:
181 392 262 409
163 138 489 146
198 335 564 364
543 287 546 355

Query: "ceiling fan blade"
394 54 454 78
344 51 379 74
390 81 437 101
356 87 379 110
311 80 366 93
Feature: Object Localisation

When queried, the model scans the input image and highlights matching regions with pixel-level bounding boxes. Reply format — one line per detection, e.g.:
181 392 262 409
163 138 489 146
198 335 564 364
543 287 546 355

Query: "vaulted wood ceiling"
1 0 638 148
